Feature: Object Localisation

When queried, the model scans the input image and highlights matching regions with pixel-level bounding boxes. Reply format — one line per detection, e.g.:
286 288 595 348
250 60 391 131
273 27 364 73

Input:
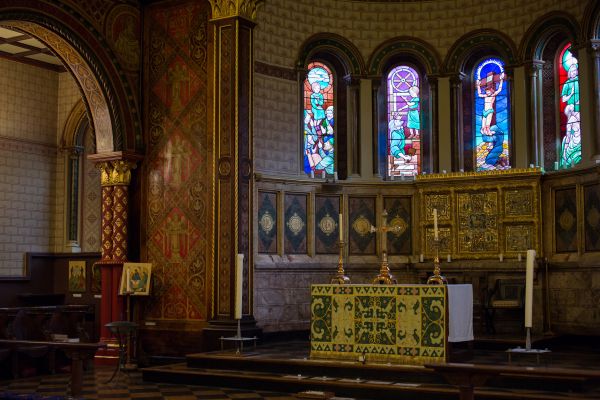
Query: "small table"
105 321 137 383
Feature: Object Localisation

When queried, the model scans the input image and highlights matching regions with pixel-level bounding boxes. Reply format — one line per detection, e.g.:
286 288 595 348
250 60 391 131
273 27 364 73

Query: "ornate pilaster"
525 60 544 168
65 146 84 250
449 73 465 172
589 40 600 160
345 74 361 177
206 0 260 348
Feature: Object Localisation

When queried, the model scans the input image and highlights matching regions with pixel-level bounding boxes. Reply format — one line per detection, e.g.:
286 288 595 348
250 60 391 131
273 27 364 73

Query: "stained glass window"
386 66 421 177
557 43 581 169
303 62 334 176
473 58 510 171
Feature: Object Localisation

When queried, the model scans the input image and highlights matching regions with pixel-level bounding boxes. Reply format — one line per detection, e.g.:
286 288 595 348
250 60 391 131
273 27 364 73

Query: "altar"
310 284 472 365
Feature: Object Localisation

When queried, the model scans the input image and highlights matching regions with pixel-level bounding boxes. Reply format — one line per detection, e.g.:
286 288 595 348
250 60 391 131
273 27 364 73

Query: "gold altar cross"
370 210 403 284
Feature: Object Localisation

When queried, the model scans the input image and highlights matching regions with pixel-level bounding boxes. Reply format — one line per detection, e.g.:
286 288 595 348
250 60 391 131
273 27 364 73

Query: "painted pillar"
206 0 258 343
525 61 544 168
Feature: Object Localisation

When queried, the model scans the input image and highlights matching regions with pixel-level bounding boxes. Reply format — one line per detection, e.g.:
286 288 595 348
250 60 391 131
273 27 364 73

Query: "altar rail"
310 284 447 365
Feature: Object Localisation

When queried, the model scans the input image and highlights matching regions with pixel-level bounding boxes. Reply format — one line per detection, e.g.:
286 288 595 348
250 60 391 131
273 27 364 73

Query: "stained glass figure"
474 58 510 171
387 66 420 177
303 62 335 175
557 43 581 169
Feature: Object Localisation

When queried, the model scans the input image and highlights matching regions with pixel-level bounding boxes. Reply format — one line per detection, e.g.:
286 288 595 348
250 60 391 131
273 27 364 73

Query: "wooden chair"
483 279 524 334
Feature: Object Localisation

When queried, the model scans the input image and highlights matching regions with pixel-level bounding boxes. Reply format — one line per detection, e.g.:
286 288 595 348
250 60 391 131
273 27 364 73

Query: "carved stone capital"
524 60 544 77
209 0 263 20
590 40 600 57
449 72 466 88
343 74 361 87
96 160 137 186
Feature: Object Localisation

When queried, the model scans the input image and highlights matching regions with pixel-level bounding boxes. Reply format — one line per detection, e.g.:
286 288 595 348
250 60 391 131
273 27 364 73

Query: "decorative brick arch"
444 29 518 73
296 32 365 76
519 11 581 61
367 36 441 76
0 2 141 154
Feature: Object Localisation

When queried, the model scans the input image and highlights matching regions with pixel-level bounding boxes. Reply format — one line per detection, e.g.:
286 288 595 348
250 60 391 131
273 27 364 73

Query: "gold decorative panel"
417 169 541 259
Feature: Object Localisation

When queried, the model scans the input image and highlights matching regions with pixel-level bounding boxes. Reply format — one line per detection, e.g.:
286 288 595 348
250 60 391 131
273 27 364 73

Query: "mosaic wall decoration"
315 195 341 254
457 191 498 253
504 189 534 217
258 191 277 253
144 2 211 321
505 224 533 253
584 184 600 252
284 194 307 254
348 197 376 255
555 187 577 253
310 284 446 365
383 197 411 255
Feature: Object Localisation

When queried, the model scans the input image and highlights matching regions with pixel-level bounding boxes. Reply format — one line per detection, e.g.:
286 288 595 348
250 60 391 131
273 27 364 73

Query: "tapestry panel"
144 1 210 321
348 197 376 255
315 195 341 254
258 191 277 253
284 193 307 254
555 187 577 253
584 184 600 252
310 285 446 365
383 197 412 255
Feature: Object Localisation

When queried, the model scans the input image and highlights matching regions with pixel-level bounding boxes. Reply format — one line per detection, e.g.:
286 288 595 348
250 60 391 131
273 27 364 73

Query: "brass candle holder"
373 250 396 284
331 240 350 284
427 237 447 285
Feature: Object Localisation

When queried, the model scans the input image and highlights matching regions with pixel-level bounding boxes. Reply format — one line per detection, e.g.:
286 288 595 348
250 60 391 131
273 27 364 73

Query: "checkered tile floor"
0 366 299 399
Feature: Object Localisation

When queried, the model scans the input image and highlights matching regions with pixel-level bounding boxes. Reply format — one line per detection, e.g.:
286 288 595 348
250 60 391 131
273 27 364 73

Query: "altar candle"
339 214 343 241
235 254 244 320
419 254 424 263
499 253 503 262
334 171 338 181
524 249 536 328
433 209 438 240
447 254 451 263
518 253 522 262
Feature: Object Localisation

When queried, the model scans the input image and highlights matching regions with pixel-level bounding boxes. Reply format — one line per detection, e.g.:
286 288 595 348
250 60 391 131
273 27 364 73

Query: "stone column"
345 74 360 177
428 75 439 173
449 73 465 172
371 78 382 178
590 40 600 160
525 61 544 167
205 0 260 347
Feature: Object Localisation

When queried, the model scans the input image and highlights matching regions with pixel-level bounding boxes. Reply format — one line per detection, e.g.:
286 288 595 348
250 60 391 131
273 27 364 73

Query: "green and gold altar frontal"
310 284 447 365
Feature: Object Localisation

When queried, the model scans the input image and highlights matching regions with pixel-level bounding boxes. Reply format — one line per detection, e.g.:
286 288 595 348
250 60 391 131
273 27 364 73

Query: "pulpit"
310 284 473 366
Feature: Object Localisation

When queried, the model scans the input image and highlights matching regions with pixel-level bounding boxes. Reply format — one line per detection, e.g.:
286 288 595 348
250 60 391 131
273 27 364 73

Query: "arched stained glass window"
473 58 510 171
303 62 335 175
557 43 581 169
387 65 421 177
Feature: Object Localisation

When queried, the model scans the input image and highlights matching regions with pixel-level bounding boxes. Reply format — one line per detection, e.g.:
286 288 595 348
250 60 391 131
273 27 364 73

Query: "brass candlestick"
331 240 350 284
373 250 396 284
427 237 447 285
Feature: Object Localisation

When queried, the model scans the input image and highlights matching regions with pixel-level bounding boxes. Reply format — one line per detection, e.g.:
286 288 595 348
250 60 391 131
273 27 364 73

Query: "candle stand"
331 240 350 284
219 319 258 355
427 238 447 285
373 251 396 284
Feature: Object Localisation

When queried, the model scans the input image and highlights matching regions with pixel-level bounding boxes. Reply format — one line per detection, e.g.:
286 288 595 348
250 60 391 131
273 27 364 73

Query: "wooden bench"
0 339 106 397
426 362 600 400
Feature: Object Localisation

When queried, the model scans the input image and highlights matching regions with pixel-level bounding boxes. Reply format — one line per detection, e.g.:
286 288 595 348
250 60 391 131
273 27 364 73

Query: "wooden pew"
0 339 106 397
426 362 600 400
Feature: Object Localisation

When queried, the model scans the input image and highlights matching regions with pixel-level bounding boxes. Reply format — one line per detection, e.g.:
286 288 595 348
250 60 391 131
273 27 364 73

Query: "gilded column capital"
209 0 263 20
97 162 113 187
110 160 137 186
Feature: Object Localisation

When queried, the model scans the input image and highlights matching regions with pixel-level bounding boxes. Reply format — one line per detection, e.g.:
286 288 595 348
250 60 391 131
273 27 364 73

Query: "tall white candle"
235 254 244 320
338 214 343 241
499 253 503 262
518 253 522 262
447 254 451 263
524 249 536 328
419 254 424 263
433 209 438 240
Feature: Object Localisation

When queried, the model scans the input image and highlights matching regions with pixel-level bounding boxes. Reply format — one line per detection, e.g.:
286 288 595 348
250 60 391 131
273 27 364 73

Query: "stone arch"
444 29 518 73
0 3 140 154
367 36 441 76
296 32 365 76
62 99 90 149
519 11 581 61
582 0 600 41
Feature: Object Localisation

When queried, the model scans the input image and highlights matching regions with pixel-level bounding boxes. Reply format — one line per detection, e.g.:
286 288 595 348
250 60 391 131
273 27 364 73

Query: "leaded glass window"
557 43 581 169
386 65 421 177
473 58 510 171
303 62 335 176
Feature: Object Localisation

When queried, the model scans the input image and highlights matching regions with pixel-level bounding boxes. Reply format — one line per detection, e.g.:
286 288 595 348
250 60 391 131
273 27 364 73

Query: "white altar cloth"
448 284 474 342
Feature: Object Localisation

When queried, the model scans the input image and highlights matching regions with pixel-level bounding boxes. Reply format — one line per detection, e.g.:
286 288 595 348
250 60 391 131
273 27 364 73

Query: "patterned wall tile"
258 191 277 253
315 195 340 254
584 184 600 252
383 197 411 255
505 224 533 253
555 187 577 253
348 197 376 255
284 193 307 254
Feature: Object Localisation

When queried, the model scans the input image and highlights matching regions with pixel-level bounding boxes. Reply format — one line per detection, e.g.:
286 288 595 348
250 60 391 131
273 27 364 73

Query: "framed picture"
119 263 152 296
91 264 102 294
68 261 86 293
